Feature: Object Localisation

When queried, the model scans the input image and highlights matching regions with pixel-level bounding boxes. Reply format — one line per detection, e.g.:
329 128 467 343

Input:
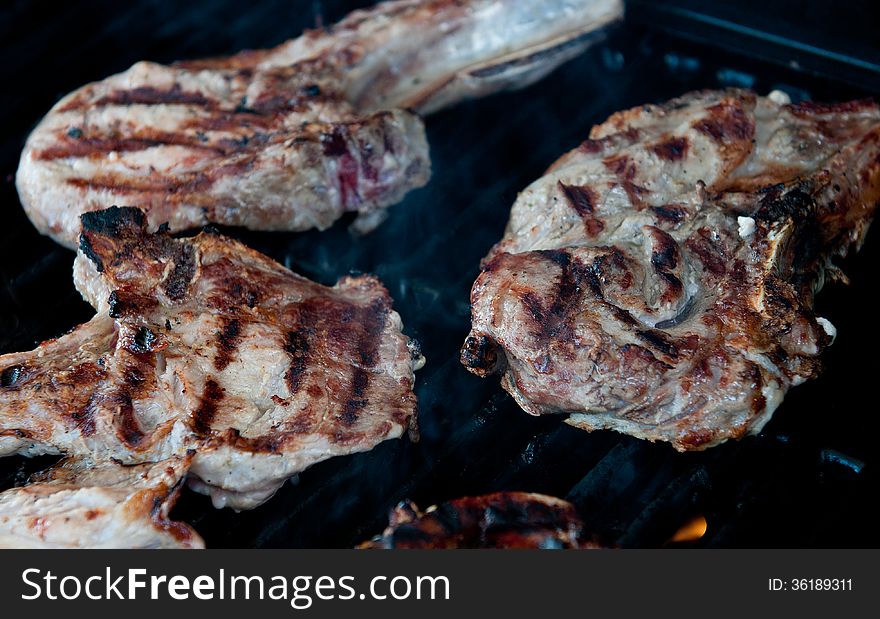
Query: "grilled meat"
0 207 423 509
360 492 601 548
0 457 202 549
17 0 622 248
462 89 880 451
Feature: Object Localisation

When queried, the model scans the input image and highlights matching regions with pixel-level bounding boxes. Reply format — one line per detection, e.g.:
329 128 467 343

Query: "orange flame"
669 515 708 543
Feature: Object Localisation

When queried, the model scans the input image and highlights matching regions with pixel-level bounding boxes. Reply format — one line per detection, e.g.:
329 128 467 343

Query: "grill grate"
1 0 878 548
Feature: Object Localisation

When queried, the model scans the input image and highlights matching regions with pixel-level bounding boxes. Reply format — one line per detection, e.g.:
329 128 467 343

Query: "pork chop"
16 0 622 248
0 457 202 549
462 89 880 450
360 491 601 548
0 207 424 508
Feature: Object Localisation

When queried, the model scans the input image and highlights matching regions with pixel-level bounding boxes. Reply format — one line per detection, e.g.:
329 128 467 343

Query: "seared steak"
17 0 622 248
462 89 880 451
0 457 202 549
0 207 423 509
360 492 601 548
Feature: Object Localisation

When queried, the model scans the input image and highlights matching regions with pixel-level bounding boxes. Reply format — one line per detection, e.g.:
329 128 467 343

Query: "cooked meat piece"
17 0 622 248
0 457 202 549
0 207 424 509
360 491 602 548
462 89 880 451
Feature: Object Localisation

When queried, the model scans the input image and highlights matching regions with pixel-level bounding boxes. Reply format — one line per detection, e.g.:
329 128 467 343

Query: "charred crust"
460 334 501 375
80 205 145 238
78 234 103 272
0 365 26 388
754 186 815 222
129 326 159 354
162 243 196 302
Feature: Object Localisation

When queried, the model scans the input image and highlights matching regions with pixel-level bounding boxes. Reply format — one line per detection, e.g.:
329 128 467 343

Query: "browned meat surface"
0 457 203 549
16 0 622 248
0 207 423 509
462 89 880 451
360 491 602 548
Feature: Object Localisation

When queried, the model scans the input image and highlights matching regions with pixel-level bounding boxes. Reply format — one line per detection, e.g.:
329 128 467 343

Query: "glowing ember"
669 515 708 543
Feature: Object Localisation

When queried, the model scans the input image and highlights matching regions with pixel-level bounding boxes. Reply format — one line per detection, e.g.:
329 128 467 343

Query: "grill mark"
558 181 604 236
114 392 143 447
520 292 545 323
603 153 635 178
213 318 243 371
651 205 686 224
635 329 679 358
693 101 754 143
652 136 689 160
340 367 370 426
93 86 217 108
66 174 212 195
36 132 229 160
658 271 684 304
284 328 312 396
193 378 225 435
526 251 599 360
685 228 728 276
787 98 877 117
338 298 390 427
70 393 98 436
648 227 679 271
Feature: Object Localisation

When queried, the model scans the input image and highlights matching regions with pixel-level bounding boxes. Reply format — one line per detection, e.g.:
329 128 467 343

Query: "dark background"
1 0 879 548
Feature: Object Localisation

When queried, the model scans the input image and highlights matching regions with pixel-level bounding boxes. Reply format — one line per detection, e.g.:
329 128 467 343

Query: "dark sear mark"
635 329 679 358
92 86 217 109
338 298 390 426
652 136 689 160
283 328 312 396
114 391 143 447
558 181 604 236
340 368 369 426
129 326 159 354
651 205 687 225
460 334 501 374
192 378 225 435
162 243 196 301
70 394 98 436
213 318 243 371
37 132 230 160
648 227 679 271
693 100 754 144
